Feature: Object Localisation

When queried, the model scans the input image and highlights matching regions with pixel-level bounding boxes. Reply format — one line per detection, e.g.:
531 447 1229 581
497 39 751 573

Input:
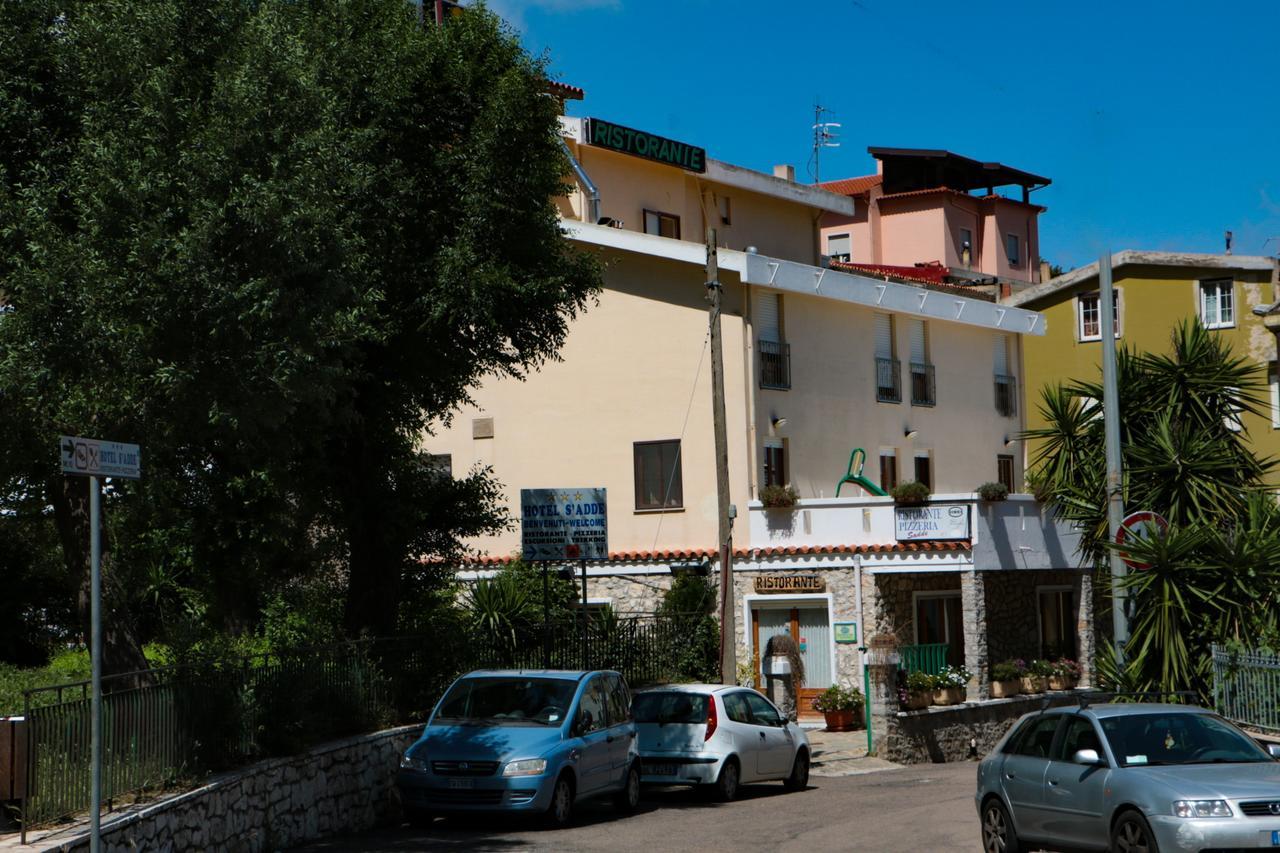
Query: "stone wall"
46 725 420 853
884 693 1083 764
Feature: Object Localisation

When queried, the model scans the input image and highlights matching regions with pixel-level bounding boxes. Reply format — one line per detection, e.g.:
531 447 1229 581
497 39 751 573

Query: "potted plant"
891 481 930 507
991 660 1024 698
933 664 972 706
759 484 800 509
976 482 1009 502
1022 659 1053 694
812 683 865 732
903 670 935 710
1049 659 1081 691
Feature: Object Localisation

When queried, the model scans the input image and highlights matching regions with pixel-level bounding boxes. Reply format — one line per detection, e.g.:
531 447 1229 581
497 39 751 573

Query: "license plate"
648 764 678 777
1270 830 1280 846
447 777 474 790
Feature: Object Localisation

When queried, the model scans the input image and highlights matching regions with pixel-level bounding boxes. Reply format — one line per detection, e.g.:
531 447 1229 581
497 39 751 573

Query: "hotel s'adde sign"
520 488 608 561
894 504 969 541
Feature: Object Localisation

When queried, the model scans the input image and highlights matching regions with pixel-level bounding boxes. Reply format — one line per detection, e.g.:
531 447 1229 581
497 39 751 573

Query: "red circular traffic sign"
1115 510 1168 571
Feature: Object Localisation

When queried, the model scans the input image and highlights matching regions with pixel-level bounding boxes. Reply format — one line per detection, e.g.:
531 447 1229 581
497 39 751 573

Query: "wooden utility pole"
706 224 737 684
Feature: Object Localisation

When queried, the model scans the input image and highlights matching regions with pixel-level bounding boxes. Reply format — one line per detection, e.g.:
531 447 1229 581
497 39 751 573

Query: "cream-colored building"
429 104 1090 732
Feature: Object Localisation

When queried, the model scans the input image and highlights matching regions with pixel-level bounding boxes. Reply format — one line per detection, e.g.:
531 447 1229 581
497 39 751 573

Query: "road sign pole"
89 474 102 853
1099 251 1129 670
580 559 589 668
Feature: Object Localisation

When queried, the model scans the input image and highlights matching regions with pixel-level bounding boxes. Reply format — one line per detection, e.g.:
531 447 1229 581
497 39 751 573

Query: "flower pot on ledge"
905 690 930 710
1020 676 1047 695
991 679 1021 699
1048 675 1078 691
932 686 965 706
823 709 856 732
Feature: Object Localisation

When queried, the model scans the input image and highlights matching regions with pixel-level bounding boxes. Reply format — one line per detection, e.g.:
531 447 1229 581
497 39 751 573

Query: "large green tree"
1025 320 1280 697
0 0 599 667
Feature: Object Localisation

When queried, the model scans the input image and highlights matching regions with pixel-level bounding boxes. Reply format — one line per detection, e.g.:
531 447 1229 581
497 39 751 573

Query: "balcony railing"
900 643 948 676
876 357 901 403
994 374 1017 417
759 339 791 390
910 362 935 406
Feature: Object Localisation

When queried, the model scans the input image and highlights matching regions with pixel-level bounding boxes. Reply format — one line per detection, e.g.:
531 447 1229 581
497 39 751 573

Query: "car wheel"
782 749 809 791
1111 811 1158 853
545 774 575 828
614 762 641 813
712 757 740 802
980 797 1021 853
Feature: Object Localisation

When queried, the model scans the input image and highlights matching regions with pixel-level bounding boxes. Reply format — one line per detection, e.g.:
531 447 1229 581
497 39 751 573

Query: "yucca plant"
1026 319 1280 700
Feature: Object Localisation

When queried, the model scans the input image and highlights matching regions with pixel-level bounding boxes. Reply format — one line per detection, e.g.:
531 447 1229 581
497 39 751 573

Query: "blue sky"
487 0 1280 271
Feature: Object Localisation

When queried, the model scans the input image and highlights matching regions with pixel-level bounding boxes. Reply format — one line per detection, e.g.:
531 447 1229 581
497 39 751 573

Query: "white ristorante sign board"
894 504 969 541
59 435 141 480
520 488 608 561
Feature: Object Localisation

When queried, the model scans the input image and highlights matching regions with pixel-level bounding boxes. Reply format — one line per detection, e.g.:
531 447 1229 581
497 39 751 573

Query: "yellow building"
1007 251 1280 482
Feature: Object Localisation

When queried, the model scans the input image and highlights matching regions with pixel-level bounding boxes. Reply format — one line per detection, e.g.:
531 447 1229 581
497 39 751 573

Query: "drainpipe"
559 136 601 224
855 554 872 753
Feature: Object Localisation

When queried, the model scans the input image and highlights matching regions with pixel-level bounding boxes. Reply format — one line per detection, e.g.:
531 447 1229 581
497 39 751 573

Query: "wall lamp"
904 426 919 439
1003 435 1017 447
771 416 788 430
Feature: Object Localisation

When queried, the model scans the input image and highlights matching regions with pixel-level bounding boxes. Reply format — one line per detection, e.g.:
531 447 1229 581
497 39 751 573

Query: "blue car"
397 669 641 827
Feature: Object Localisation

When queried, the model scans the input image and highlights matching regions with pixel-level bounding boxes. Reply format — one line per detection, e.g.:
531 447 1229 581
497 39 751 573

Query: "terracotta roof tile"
450 540 969 568
817 174 881 197
547 80 585 101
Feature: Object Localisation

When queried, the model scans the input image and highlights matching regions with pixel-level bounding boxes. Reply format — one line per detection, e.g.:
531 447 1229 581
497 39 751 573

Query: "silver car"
632 684 810 800
976 701 1280 852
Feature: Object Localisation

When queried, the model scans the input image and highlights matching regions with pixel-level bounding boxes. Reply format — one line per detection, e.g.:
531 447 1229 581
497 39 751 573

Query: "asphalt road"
294 762 983 852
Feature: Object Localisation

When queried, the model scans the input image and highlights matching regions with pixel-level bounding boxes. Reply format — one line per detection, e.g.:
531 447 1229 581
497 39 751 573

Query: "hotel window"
913 454 932 490
1005 233 1020 266
827 232 851 262
634 440 682 510
879 451 898 491
1037 586 1077 659
643 209 680 239
993 334 1016 418
914 592 966 669
997 454 1015 492
1200 279 1235 329
1077 290 1121 342
717 195 732 225
908 320 935 406
763 439 787 488
427 453 453 477
874 313 900 403
756 292 790 390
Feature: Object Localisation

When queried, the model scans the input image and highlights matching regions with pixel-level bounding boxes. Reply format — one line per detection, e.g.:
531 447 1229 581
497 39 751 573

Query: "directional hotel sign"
585 118 706 173
60 435 141 480
520 488 608 561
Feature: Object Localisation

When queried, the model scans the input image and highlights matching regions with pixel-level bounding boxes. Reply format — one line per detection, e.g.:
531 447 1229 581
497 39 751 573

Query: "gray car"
976 701 1280 852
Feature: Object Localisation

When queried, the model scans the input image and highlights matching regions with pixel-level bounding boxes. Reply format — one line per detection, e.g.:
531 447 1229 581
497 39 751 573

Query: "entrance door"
752 604 833 718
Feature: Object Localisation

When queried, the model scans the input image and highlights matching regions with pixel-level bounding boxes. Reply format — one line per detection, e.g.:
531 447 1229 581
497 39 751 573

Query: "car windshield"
433 677 577 726
1100 712 1272 767
632 691 709 724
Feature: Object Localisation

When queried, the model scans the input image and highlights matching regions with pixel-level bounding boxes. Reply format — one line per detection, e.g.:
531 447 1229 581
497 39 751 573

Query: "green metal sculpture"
835 447 887 497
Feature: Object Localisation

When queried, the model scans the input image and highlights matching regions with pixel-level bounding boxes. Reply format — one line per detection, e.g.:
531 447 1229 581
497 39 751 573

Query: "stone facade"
884 693 1083 764
46 726 420 853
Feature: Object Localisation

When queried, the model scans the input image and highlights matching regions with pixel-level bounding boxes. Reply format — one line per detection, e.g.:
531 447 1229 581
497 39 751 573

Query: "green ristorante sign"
586 118 706 173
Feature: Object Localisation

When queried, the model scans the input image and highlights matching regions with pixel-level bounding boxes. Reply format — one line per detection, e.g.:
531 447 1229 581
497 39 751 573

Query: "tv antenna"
810 102 841 184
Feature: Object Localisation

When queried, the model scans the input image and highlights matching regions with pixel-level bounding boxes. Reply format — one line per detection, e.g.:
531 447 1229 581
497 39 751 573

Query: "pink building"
818 148 1050 293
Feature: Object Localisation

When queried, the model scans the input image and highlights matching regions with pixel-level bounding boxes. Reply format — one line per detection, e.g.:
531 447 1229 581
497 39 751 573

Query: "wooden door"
752 607 823 719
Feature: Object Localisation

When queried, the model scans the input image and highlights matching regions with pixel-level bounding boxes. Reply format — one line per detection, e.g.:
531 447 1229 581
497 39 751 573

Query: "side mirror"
1265 743 1280 760
1072 748 1103 766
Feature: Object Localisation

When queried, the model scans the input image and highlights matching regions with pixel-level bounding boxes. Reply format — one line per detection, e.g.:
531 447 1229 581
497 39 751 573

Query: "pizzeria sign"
894 504 970 541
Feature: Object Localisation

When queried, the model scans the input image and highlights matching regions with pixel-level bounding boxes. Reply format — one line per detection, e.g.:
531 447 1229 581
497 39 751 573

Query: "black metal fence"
19 614 716 834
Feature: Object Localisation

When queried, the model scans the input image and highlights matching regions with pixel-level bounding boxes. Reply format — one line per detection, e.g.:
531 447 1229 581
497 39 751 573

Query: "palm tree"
1025 319 1279 697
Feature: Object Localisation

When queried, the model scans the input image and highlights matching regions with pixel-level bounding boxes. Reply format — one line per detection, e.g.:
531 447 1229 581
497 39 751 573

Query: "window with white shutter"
994 335 1015 417
875 314 900 402
909 320 933 406
756 292 789 389
1271 365 1280 429
827 233 851 261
